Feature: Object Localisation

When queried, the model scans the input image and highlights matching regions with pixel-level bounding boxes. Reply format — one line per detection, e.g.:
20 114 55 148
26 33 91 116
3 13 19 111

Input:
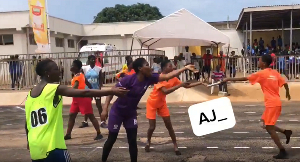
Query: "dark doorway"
79 40 88 49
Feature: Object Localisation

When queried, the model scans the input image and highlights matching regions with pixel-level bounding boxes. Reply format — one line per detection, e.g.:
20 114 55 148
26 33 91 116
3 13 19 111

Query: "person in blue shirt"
277 55 289 80
80 55 108 128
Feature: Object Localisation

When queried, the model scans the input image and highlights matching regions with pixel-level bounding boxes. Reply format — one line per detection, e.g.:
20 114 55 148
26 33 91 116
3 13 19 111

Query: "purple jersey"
111 73 159 112
108 73 159 132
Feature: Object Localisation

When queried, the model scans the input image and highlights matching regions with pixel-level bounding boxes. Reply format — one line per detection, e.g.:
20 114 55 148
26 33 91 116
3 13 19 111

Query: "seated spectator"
212 65 229 95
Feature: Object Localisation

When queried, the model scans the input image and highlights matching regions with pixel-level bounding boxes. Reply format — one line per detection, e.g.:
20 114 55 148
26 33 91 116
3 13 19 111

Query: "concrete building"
0 10 240 58
1 4 300 58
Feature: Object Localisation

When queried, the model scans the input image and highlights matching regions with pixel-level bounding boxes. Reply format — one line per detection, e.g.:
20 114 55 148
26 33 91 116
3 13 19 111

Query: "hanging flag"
28 0 50 53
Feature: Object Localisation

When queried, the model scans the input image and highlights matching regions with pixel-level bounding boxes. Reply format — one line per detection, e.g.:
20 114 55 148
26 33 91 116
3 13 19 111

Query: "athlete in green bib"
25 59 128 162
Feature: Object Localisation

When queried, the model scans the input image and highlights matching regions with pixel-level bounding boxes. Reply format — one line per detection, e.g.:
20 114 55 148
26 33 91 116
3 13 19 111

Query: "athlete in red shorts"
64 59 103 140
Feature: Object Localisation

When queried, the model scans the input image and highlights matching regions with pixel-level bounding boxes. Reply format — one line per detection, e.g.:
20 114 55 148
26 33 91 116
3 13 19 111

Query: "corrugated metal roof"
246 4 300 9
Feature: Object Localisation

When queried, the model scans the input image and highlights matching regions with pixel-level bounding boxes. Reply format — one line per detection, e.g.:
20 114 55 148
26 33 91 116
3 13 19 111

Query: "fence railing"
0 49 165 90
2 52 300 90
172 54 300 82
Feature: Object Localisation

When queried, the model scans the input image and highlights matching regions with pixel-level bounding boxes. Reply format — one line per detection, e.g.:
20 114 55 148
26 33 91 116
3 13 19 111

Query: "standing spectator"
59 61 64 82
228 51 237 78
241 48 245 56
271 37 277 50
151 58 161 74
278 35 283 50
259 37 264 49
177 53 186 81
171 56 178 70
277 55 289 80
31 56 38 84
202 50 213 82
38 56 42 62
269 50 276 69
253 39 259 54
218 51 226 72
259 38 265 56
212 65 228 94
183 46 192 80
2 56 15 89
192 53 200 81
14 55 23 89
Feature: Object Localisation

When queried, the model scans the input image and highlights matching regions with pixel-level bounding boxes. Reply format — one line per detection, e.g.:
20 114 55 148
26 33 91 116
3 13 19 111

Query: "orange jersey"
71 73 86 89
147 77 182 107
247 68 286 107
116 69 135 79
126 69 135 75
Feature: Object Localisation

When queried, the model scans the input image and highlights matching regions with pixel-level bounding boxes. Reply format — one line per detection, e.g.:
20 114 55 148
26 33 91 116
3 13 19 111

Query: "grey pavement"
1 102 300 162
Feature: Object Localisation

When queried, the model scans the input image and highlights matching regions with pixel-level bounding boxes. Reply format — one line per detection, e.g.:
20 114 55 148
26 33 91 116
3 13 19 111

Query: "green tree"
93 3 163 23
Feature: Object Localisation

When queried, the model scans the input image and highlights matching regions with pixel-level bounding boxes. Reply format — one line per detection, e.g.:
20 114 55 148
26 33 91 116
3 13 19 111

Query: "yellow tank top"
25 84 66 160
122 64 128 71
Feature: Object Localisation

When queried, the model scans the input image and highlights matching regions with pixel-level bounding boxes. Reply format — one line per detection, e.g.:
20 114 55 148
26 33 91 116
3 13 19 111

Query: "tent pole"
139 38 154 55
225 44 230 77
140 43 144 55
282 20 284 49
290 9 293 51
245 22 248 56
250 12 252 53
129 38 134 56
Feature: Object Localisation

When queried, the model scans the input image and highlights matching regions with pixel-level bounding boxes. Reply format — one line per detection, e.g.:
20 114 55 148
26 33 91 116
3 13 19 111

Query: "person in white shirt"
177 53 186 81
183 46 192 64
183 46 192 80
80 55 107 128
151 58 161 73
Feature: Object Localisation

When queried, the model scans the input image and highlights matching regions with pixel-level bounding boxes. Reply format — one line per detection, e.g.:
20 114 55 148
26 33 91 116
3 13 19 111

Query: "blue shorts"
32 149 71 162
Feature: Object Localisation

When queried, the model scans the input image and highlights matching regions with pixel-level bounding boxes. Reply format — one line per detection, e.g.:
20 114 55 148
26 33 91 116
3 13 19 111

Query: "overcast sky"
0 0 299 24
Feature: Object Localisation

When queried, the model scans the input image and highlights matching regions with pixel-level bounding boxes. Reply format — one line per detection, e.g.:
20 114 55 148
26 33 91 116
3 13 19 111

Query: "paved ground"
1 102 300 162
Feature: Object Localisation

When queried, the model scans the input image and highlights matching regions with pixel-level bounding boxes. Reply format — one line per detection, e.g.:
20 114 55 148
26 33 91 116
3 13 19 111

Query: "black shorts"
202 66 211 73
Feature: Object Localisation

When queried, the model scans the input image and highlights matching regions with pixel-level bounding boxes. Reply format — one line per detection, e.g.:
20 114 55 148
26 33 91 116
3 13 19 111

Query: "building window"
55 37 64 47
68 39 75 48
0 34 14 45
29 34 37 45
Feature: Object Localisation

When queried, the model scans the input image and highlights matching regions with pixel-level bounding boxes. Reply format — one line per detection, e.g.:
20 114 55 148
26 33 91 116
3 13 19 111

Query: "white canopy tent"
132 8 230 49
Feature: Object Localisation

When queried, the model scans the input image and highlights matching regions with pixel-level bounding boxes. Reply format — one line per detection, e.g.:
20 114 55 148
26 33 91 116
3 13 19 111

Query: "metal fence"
173 54 300 82
2 52 300 90
0 49 165 90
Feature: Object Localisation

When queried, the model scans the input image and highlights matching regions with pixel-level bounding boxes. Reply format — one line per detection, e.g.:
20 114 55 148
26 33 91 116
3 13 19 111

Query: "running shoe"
79 121 88 128
273 150 288 159
100 121 108 128
94 134 103 140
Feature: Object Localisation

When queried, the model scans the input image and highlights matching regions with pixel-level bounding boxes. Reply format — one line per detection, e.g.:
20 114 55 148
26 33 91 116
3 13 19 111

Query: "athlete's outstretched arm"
184 82 204 88
101 90 115 121
283 83 291 100
103 94 113 111
223 77 248 82
158 65 196 82
56 85 128 98
161 84 184 95
73 81 79 89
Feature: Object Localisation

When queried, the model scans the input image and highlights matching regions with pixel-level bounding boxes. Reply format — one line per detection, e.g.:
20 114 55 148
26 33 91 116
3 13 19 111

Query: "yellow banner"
28 0 50 53
189 46 201 55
